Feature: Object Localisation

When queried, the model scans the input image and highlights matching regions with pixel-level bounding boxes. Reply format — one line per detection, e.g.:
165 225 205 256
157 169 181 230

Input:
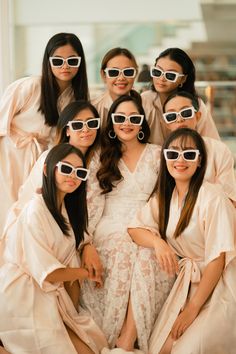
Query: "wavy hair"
97 95 150 194
150 128 207 239
39 32 89 126
42 143 88 247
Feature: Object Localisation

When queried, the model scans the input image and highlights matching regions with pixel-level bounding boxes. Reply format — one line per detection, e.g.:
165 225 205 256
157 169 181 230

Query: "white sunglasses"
111 113 144 125
49 56 81 68
163 107 196 124
67 118 100 131
150 66 184 82
164 149 200 162
56 162 89 181
104 67 137 78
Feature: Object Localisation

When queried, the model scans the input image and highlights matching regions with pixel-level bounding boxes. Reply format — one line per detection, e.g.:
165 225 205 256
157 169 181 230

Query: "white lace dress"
80 144 175 353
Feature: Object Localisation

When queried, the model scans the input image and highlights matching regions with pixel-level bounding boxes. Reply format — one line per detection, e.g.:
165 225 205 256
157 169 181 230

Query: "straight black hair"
42 143 88 247
39 32 89 126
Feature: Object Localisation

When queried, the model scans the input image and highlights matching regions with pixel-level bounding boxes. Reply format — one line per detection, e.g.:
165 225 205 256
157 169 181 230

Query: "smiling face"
101 54 137 100
164 95 201 132
165 136 200 187
112 100 142 143
66 108 98 154
50 44 80 88
153 56 186 95
55 153 84 202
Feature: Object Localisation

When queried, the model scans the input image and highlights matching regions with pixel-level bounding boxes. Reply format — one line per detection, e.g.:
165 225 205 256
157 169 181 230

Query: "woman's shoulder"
141 89 157 101
91 91 111 106
198 181 228 203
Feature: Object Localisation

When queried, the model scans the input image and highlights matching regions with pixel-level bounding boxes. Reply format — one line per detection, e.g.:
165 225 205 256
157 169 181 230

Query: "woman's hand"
81 244 104 288
171 302 200 340
154 238 179 276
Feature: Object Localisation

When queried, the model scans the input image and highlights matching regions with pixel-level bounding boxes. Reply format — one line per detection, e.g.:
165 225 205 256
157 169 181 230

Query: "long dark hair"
151 48 197 96
39 32 89 126
97 95 150 194
55 100 100 163
101 47 140 101
42 143 88 247
150 128 207 239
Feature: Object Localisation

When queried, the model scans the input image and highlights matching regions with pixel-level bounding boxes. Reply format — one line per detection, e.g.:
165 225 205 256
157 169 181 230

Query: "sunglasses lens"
166 151 179 160
123 68 135 77
51 58 64 67
87 119 99 129
164 113 177 123
67 57 80 67
70 121 84 130
130 115 142 125
76 169 88 180
151 68 162 77
183 151 197 160
113 114 125 124
165 72 177 81
181 108 194 119
107 69 119 77
60 163 73 175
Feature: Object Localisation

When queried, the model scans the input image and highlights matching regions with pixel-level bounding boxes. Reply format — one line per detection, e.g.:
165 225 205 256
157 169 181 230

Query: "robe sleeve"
19 204 68 292
87 150 105 235
0 76 40 136
128 194 160 236
200 184 236 267
197 98 220 140
212 141 236 203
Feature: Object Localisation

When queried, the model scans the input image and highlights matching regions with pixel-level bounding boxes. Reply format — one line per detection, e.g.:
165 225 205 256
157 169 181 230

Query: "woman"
128 128 236 354
0 143 107 353
81 95 174 353
0 32 89 233
92 47 140 130
141 47 220 145
1 100 102 283
161 90 236 205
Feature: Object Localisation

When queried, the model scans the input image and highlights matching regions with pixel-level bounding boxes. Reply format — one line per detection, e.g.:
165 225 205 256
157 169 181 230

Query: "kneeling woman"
0 144 107 354
128 128 236 354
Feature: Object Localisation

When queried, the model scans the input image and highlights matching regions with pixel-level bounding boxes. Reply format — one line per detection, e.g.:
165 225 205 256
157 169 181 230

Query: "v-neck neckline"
121 144 148 174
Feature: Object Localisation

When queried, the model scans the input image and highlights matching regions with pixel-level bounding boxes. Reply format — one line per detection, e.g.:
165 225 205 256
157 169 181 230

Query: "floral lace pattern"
81 144 174 353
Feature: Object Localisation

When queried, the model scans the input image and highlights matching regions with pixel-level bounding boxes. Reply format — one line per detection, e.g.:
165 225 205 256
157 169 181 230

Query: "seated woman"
161 90 236 205
81 95 175 354
0 144 107 354
128 128 236 354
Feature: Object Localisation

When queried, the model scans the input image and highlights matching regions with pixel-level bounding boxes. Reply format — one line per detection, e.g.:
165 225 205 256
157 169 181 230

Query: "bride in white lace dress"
80 95 174 353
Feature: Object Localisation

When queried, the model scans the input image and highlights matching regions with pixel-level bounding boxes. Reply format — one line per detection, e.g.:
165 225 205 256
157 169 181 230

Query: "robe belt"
10 126 48 152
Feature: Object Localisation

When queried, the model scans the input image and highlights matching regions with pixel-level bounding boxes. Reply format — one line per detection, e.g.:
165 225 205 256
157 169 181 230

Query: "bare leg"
159 334 174 354
66 325 94 354
116 297 137 351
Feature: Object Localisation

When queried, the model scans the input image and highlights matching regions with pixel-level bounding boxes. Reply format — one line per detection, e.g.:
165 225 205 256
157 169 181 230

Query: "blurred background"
0 0 236 158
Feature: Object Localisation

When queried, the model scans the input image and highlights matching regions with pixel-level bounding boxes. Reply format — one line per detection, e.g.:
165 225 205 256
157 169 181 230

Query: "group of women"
0 32 235 354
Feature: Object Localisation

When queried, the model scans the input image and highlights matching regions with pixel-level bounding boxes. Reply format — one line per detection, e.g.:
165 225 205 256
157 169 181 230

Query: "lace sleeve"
87 151 105 235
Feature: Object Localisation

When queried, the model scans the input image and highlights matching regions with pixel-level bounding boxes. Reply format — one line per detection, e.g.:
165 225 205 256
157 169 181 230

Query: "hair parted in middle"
150 127 207 240
42 143 88 247
97 95 150 194
39 32 89 127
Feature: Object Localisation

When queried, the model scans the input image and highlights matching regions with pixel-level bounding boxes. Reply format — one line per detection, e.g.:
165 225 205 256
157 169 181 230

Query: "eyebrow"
169 145 196 150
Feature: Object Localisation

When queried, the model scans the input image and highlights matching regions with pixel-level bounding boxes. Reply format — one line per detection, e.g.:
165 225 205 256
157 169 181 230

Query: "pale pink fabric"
0 194 107 353
129 182 236 354
141 90 220 145
0 76 74 233
81 144 175 353
91 91 113 131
